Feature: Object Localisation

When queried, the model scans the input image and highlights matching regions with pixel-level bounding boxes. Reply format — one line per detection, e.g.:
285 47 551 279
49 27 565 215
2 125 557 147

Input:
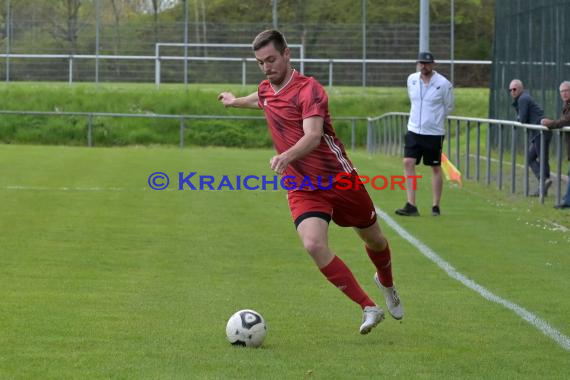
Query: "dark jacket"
512 92 551 141
547 100 570 161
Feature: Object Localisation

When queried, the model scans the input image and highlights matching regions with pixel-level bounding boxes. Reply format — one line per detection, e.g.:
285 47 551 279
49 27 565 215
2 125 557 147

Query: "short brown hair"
252 30 288 54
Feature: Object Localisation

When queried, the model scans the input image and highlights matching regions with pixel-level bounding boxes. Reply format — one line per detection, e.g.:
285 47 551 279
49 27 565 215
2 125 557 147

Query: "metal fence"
368 112 570 205
0 52 491 88
0 109 366 151
0 0 490 86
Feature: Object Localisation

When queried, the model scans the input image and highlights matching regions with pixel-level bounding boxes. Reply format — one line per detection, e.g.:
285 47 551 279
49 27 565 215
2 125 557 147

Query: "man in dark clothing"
541 81 570 209
509 79 553 196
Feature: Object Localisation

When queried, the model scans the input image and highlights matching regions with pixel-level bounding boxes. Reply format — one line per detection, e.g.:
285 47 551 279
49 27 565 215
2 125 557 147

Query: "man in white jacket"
396 52 454 216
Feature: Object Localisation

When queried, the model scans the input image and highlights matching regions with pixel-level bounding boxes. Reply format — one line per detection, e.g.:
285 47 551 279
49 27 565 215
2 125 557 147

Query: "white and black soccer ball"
226 309 267 348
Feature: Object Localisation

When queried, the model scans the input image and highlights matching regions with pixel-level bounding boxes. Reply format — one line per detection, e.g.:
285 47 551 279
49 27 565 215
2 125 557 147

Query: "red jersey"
258 70 354 190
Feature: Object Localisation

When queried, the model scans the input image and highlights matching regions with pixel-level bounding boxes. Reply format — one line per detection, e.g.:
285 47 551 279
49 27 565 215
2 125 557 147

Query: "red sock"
366 244 394 287
320 255 375 309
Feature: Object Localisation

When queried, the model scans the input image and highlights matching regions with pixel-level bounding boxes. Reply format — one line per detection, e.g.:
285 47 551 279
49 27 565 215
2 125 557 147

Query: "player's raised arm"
217 91 260 109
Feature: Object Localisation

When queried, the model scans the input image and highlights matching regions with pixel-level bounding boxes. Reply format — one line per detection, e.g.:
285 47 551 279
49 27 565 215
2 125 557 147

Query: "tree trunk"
193 0 200 54
200 0 207 56
110 0 122 77
152 0 160 44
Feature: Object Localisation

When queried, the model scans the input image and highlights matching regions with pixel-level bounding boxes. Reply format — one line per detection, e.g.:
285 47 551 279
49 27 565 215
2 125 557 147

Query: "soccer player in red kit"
218 30 403 334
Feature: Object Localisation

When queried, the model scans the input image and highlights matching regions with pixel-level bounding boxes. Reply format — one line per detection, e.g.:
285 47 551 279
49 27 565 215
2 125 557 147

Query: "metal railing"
367 112 570 205
0 52 491 87
154 43 305 88
0 110 365 152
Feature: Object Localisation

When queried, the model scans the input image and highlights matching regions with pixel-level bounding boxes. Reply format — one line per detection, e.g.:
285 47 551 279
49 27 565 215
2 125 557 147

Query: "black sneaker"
432 205 441 216
395 202 419 216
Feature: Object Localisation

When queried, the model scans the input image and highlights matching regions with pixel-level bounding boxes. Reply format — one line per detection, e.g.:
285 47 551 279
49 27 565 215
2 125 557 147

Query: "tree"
109 0 126 75
145 0 179 43
42 0 86 54
191 0 207 54
151 0 162 43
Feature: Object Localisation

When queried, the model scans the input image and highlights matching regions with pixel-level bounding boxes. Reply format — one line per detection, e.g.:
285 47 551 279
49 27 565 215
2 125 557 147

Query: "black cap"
417 52 435 63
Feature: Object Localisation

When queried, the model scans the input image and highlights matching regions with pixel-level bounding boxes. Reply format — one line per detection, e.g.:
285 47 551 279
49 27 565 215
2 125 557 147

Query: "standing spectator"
541 81 570 209
509 79 553 196
396 52 454 217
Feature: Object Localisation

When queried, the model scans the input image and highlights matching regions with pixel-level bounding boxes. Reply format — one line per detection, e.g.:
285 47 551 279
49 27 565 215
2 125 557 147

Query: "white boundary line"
375 207 570 352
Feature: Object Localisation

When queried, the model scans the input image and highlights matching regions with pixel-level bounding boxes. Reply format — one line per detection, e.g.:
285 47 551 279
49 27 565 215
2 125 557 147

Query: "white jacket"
406 71 454 135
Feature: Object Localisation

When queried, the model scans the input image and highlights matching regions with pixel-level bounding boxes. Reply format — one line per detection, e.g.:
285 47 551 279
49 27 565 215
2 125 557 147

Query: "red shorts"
287 172 377 229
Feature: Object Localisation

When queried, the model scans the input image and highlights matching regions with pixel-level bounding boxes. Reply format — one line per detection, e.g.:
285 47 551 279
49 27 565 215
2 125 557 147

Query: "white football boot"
359 305 385 335
374 273 404 320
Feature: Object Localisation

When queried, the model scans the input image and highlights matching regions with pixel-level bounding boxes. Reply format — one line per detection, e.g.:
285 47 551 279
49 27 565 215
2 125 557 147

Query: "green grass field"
0 145 568 379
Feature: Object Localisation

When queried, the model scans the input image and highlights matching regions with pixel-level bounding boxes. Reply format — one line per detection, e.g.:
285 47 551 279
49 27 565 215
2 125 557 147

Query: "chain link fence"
0 0 490 86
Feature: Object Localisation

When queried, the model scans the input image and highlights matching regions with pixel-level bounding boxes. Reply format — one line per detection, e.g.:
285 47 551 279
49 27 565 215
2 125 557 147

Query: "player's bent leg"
353 220 387 251
355 222 404 320
297 216 333 268
298 217 380 332
354 222 391 286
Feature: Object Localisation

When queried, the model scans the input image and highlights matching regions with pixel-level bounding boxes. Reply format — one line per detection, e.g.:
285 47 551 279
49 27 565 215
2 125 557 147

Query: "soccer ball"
226 309 267 348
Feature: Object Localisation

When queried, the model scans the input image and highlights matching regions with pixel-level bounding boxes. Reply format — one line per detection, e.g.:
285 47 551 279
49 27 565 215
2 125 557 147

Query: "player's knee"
302 238 327 255
366 235 387 251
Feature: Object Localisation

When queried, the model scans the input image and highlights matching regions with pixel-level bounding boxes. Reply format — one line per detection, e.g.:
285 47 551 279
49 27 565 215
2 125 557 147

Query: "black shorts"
404 131 445 166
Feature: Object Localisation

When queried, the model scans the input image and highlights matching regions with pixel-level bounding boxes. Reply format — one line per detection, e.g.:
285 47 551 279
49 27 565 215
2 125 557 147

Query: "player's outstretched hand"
218 92 236 107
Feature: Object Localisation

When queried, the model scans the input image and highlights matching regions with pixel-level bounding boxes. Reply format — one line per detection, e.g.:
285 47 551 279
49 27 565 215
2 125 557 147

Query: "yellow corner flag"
441 153 462 187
